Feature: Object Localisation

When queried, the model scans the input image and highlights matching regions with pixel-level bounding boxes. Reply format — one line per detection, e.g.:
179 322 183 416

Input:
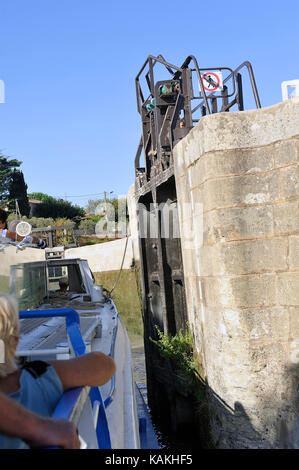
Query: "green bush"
51 217 74 227
29 217 54 228
7 214 54 228
28 192 84 220
150 324 197 378
86 197 128 223
79 219 96 233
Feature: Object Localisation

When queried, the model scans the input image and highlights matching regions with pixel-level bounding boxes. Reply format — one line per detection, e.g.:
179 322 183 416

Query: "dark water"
132 346 172 449
132 347 148 404
132 346 200 450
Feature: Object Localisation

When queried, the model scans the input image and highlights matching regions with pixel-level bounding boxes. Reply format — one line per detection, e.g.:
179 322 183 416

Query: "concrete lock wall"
173 97 299 448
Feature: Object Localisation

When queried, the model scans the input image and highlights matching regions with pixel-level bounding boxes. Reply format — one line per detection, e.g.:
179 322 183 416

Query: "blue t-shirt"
0 362 63 449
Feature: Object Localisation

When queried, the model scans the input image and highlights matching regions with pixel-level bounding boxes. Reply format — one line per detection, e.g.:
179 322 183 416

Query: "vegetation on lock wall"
149 324 214 448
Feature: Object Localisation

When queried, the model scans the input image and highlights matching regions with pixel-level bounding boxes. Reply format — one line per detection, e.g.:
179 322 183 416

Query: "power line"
67 192 106 198
53 192 108 199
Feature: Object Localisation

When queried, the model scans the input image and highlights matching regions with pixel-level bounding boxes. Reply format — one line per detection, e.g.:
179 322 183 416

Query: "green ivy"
150 324 199 380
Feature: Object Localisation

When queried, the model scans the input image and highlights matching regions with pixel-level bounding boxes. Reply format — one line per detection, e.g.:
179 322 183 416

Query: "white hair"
0 292 19 377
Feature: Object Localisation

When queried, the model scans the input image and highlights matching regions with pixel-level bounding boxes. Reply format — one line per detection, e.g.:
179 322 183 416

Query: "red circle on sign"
202 72 220 92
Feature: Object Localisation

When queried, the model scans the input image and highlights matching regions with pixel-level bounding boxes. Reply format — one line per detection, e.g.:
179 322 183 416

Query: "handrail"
19 308 86 355
234 61 261 108
103 298 118 407
18 308 112 449
183 55 211 114
52 386 90 425
135 54 183 114
191 60 261 114
135 53 211 115
135 55 261 166
0 236 40 251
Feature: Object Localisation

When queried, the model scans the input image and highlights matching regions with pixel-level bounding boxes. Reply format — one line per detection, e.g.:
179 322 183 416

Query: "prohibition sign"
201 72 222 92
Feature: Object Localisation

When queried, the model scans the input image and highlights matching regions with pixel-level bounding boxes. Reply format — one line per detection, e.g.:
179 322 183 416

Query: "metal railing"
190 60 261 118
31 225 77 248
134 54 261 185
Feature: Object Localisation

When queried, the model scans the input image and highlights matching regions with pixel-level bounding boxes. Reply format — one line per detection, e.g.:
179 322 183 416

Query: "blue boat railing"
19 308 112 449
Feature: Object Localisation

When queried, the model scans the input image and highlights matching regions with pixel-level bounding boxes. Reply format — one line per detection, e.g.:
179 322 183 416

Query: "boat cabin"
10 257 104 310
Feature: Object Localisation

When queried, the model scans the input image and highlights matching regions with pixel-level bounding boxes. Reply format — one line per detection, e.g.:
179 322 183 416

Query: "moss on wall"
93 267 143 348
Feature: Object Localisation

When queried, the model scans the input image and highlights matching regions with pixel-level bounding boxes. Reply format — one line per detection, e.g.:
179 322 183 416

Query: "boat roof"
11 257 87 266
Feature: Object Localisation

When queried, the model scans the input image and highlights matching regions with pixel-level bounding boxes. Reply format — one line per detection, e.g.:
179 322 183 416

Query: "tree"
86 197 128 223
8 170 30 217
28 192 85 220
79 219 96 234
0 154 22 204
28 192 53 204
51 218 75 246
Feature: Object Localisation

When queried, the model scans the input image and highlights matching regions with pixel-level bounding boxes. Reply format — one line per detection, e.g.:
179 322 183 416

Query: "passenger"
0 292 116 449
0 209 46 248
0 391 80 448
57 277 69 293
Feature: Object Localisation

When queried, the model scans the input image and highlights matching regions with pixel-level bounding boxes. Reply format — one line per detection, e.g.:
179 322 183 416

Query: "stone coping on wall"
173 97 299 177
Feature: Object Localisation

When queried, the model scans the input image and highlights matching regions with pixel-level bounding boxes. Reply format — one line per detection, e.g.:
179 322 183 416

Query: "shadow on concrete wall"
201 361 299 449
146 322 299 449
150 365 275 449
263 363 299 449
145 323 272 449
205 385 271 449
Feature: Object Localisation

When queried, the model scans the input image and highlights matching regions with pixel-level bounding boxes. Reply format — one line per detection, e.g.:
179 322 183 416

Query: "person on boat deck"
0 209 46 248
57 277 69 293
0 292 116 449
0 391 81 448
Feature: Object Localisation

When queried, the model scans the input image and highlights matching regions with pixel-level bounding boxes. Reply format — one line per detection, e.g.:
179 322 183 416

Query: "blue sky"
0 0 298 209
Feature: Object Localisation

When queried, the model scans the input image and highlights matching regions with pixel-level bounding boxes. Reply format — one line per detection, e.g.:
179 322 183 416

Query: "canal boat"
0 238 158 449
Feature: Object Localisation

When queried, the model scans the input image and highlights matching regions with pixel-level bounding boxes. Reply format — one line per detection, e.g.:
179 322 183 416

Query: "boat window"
48 266 64 278
47 263 86 293
9 261 87 309
10 263 47 310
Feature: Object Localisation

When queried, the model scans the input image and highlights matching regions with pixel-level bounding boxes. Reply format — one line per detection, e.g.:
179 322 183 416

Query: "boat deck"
16 297 145 449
